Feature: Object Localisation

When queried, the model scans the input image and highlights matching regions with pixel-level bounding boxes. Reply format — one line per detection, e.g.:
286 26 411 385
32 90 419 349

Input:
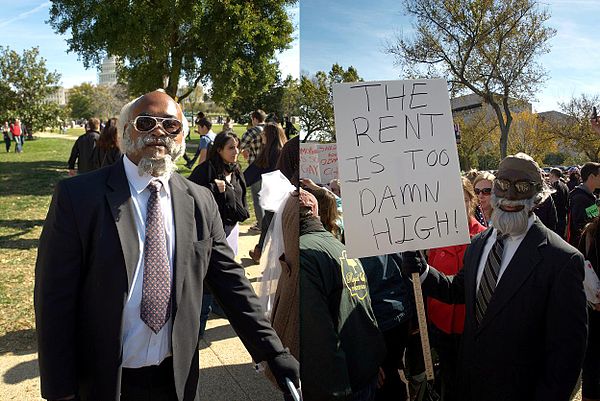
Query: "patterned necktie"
475 232 508 325
140 180 171 334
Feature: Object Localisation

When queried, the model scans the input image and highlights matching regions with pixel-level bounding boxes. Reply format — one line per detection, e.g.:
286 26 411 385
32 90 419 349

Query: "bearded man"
402 153 587 401
35 90 299 401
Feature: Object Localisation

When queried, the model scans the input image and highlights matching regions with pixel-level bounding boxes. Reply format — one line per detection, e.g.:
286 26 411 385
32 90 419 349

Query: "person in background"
549 168 570 239
94 117 122 168
568 162 600 247
240 109 267 232
473 171 495 226
568 167 582 192
222 116 232 131
67 117 101 175
188 131 249 337
284 116 298 140
184 118 216 170
2 121 11 153
329 178 341 198
426 177 486 401
10 119 22 153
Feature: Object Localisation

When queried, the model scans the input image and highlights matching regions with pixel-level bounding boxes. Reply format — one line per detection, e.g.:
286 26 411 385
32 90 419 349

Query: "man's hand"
401 251 427 276
267 351 300 396
214 179 226 193
68 169 76 177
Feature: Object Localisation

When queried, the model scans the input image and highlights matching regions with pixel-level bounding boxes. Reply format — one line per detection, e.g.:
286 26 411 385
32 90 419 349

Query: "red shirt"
10 123 21 137
426 217 487 334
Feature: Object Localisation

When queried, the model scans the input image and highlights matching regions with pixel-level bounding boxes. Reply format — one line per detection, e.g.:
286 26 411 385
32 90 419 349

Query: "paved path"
0 224 281 401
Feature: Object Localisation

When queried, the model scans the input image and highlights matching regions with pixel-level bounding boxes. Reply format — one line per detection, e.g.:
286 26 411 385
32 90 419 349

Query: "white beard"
490 194 535 236
123 131 185 177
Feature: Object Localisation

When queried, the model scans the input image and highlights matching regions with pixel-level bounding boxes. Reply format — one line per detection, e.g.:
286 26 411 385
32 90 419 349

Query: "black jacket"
423 218 587 401
35 159 285 400
188 161 249 231
568 184 598 247
67 130 100 173
552 180 569 237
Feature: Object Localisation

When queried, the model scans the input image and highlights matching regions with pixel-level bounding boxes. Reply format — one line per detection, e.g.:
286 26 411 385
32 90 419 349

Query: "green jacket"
300 218 386 401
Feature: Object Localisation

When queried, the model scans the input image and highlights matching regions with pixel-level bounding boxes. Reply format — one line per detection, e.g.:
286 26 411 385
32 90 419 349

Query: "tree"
0 46 63 132
68 83 130 121
550 94 600 162
387 0 555 158
455 109 498 170
49 0 295 101
298 64 361 142
507 110 556 162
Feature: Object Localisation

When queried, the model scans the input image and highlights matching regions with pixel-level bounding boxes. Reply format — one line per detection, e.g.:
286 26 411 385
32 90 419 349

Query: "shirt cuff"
419 265 430 283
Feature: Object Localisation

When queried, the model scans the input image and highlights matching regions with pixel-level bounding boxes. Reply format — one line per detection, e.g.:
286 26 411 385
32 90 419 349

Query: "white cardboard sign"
332 79 470 258
300 142 339 184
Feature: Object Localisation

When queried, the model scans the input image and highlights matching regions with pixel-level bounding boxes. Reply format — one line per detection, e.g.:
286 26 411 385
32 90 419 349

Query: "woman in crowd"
426 177 487 401
2 122 11 153
306 185 343 241
568 167 582 192
473 171 495 226
247 123 288 262
578 217 600 401
188 131 249 336
94 117 122 168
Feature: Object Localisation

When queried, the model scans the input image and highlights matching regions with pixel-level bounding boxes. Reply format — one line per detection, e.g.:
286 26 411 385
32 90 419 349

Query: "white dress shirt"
475 215 535 290
121 155 175 368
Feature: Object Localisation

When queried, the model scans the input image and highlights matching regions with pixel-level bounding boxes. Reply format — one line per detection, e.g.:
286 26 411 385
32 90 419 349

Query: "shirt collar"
493 214 535 242
123 155 172 198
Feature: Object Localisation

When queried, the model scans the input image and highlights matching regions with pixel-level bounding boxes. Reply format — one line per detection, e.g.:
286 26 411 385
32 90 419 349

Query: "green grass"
0 128 257 347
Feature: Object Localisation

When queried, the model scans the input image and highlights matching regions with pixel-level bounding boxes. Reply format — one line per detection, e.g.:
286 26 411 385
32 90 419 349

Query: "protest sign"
300 142 339 184
332 79 470 258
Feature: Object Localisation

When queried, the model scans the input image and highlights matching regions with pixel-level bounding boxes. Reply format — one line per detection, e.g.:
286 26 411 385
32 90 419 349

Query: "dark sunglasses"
474 187 492 195
494 179 539 194
130 116 183 136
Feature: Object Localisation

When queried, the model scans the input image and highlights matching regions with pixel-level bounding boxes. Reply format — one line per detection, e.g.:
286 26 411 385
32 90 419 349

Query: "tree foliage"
551 94 600 162
68 83 130 121
387 0 555 158
455 109 498 170
507 110 556 161
49 0 295 101
298 64 361 142
0 46 63 132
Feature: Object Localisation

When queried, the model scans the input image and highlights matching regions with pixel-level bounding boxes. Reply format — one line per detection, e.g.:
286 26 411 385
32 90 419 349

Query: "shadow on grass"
0 161 66 196
0 219 44 250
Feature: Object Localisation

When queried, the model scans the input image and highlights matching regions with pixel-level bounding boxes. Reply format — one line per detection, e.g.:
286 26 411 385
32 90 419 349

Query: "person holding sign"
567 162 600 248
402 153 587 401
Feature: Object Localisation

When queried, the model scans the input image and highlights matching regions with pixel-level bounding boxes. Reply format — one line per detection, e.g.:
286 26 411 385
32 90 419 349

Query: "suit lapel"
169 175 195 307
467 228 493 308
477 218 545 332
105 160 139 290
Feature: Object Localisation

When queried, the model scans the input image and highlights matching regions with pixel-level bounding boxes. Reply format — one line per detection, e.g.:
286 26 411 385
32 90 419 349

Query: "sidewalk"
0 224 281 401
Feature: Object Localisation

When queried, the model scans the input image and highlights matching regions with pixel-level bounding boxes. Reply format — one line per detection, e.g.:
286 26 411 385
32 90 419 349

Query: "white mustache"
495 198 530 208
141 135 173 148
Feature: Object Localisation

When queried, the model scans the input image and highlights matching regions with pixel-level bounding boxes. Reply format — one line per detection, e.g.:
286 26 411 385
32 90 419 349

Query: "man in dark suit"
67 117 101 176
35 90 299 401
403 152 587 401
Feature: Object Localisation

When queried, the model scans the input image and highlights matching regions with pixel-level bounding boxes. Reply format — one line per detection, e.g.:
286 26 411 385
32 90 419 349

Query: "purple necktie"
140 180 171 334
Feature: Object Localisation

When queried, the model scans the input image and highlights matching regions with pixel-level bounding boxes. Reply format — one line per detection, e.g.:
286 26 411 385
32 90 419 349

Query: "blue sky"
300 0 600 113
0 1 299 88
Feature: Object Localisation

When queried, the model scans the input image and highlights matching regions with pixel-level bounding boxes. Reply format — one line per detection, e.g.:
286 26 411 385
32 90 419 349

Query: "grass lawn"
0 125 257 350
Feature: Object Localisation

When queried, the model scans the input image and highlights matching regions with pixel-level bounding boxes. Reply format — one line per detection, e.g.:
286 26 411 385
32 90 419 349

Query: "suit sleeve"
34 180 82 399
535 252 587 401
422 264 466 305
299 249 352 401
67 139 79 170
202 194 285 362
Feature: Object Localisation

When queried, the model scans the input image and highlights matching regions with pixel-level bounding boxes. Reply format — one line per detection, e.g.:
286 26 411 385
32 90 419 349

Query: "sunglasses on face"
474 187 492 195
129 116 183 136
494 179 539 194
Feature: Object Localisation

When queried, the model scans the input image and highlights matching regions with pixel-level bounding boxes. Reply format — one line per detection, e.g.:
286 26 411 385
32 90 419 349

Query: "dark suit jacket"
423 217 587 401
35 159 285 401
67 130 100 173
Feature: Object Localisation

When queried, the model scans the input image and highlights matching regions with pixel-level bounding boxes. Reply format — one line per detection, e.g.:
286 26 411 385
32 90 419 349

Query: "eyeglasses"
494 179 540 194
129 116 183 136
474 187 492 196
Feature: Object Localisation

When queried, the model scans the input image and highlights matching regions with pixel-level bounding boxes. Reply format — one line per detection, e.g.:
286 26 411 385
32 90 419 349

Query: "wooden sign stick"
411 252 434 381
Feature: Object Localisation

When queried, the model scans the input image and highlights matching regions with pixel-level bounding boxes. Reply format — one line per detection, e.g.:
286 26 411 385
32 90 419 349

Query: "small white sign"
332 79 470 258
300 142 339 184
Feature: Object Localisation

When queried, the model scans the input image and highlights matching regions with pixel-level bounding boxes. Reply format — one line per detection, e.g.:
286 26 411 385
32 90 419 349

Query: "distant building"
45 86 68 106
98 56 118 86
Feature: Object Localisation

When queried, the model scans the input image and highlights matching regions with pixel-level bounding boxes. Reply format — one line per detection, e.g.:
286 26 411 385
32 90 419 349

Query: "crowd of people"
2 119 28 153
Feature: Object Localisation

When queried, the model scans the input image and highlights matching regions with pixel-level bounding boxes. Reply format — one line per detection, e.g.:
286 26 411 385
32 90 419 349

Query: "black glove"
401 251 427 276
267 351 300 395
